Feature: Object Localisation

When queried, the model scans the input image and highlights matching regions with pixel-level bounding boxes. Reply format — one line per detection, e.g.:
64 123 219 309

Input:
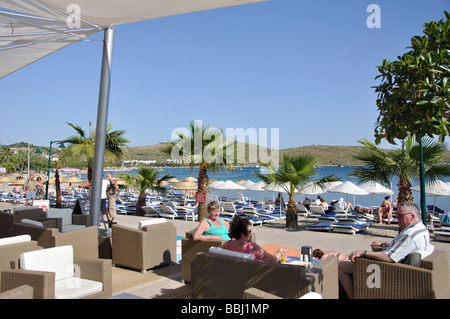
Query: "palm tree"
117 172 137 194
135 168 173 216
351 137 450 203
163 120 233 221
59 122 130 182
255 153 341 229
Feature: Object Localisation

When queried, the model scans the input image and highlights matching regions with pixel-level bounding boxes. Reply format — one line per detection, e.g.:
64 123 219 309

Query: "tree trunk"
397 177 414 203
197 161 209 221
55 167 62 208
285 196 298 229
136 191 146 216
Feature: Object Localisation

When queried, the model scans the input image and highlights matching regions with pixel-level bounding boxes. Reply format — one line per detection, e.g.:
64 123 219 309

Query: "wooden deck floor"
111 263 192 299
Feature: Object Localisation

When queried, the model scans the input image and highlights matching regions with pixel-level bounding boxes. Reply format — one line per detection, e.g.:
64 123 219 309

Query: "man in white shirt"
338 202 433 299
101 173 113 218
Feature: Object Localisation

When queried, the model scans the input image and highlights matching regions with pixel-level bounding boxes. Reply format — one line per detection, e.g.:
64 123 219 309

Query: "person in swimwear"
377 196 393 224
193 201 231 241
313 248 349 262
221 215 289 263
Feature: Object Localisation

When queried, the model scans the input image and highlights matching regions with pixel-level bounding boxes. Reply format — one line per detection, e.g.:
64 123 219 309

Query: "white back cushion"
209 246 255 260
20 218 44 227
0 234 31 246
20 245 74 281
138 218 166 230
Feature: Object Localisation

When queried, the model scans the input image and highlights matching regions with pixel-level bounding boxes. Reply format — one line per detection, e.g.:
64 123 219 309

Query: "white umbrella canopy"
412 180 450 212
263 182 298 194
246 181 268 191
239 180 256 189
359 181 394 195
212 180 246 190
359 181 394 207
412 180 450 196
328 181 369 206
299 181 343 195
0 0 267 78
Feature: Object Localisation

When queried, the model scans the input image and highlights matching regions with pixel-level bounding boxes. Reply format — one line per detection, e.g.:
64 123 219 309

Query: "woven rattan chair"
353 250 450 299
1 245 112 299
191 252 338 299
181 231 256 283
0 285 34 299
112 220 176 273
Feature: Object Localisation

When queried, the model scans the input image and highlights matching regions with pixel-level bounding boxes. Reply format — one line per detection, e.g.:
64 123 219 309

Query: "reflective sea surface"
94 166 450 211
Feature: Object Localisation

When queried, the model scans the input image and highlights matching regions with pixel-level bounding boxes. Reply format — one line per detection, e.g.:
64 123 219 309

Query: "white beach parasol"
328 181 369 206
239 180 256 189
210 180 246 201
359 181 394 207
299 181 343 195
412 180 450 212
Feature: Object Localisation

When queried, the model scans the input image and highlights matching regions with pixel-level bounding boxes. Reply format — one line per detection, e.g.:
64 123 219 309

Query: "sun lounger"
240 206 285 220
159 205 184 220
330 222 370 235
220 202 238 217
142 205 161 217
296 204 310 217
308 205 326 217
349 208 375 221
307 221 335 232
240 210 277 225
433 226 450 242
308 220 370 234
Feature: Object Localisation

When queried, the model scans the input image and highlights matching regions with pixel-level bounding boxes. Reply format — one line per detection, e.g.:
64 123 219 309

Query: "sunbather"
313 248 349 261
193 201 230 241
221 215 289 263
376 196 393 224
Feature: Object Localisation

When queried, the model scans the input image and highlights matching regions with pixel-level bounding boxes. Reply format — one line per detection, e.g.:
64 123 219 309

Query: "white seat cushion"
55 277 103 299
138 218 166 230
0 234 31 246
20 245 74 281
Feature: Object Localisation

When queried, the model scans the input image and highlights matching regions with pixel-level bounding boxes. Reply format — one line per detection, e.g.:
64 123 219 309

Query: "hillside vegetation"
126 143 450 166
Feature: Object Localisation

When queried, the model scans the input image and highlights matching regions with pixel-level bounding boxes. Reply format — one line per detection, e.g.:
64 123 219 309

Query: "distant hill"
126 142 450 166
5 141 449 167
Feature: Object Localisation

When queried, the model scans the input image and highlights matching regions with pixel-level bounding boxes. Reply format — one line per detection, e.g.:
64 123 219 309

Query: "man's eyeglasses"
397 212 413 217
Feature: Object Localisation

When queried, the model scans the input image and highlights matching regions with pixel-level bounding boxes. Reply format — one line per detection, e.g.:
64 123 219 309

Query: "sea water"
97 166 450 212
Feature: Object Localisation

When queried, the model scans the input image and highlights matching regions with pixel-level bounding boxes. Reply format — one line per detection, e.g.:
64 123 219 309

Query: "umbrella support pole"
91 26 115 227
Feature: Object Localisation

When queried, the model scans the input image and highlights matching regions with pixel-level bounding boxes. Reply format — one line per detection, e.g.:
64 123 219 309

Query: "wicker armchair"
181 232 256 283
0 285 34 299
353 250 450 299
112 221 177 273
0 236 43 290
191 252 338 299
1 246 112 299
37 226 99 258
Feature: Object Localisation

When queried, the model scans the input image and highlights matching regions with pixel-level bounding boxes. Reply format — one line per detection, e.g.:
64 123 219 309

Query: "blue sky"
1 0 449 150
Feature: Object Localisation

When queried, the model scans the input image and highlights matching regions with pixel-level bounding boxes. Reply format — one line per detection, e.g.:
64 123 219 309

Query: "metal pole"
91 26 114 226
45 142 53 200
419 138 427 225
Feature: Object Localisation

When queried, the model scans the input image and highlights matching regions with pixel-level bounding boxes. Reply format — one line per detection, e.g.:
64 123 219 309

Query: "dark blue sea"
96 166 450 212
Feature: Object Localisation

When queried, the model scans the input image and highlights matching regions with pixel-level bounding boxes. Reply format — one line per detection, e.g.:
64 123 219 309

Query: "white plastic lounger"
220 202 238 217
433 226 450 242
307 222 335 232
159 205 180 220
331 223 370 235
308 205 326 217
142 205 161 217
296 204 310 217
241 211 277 225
